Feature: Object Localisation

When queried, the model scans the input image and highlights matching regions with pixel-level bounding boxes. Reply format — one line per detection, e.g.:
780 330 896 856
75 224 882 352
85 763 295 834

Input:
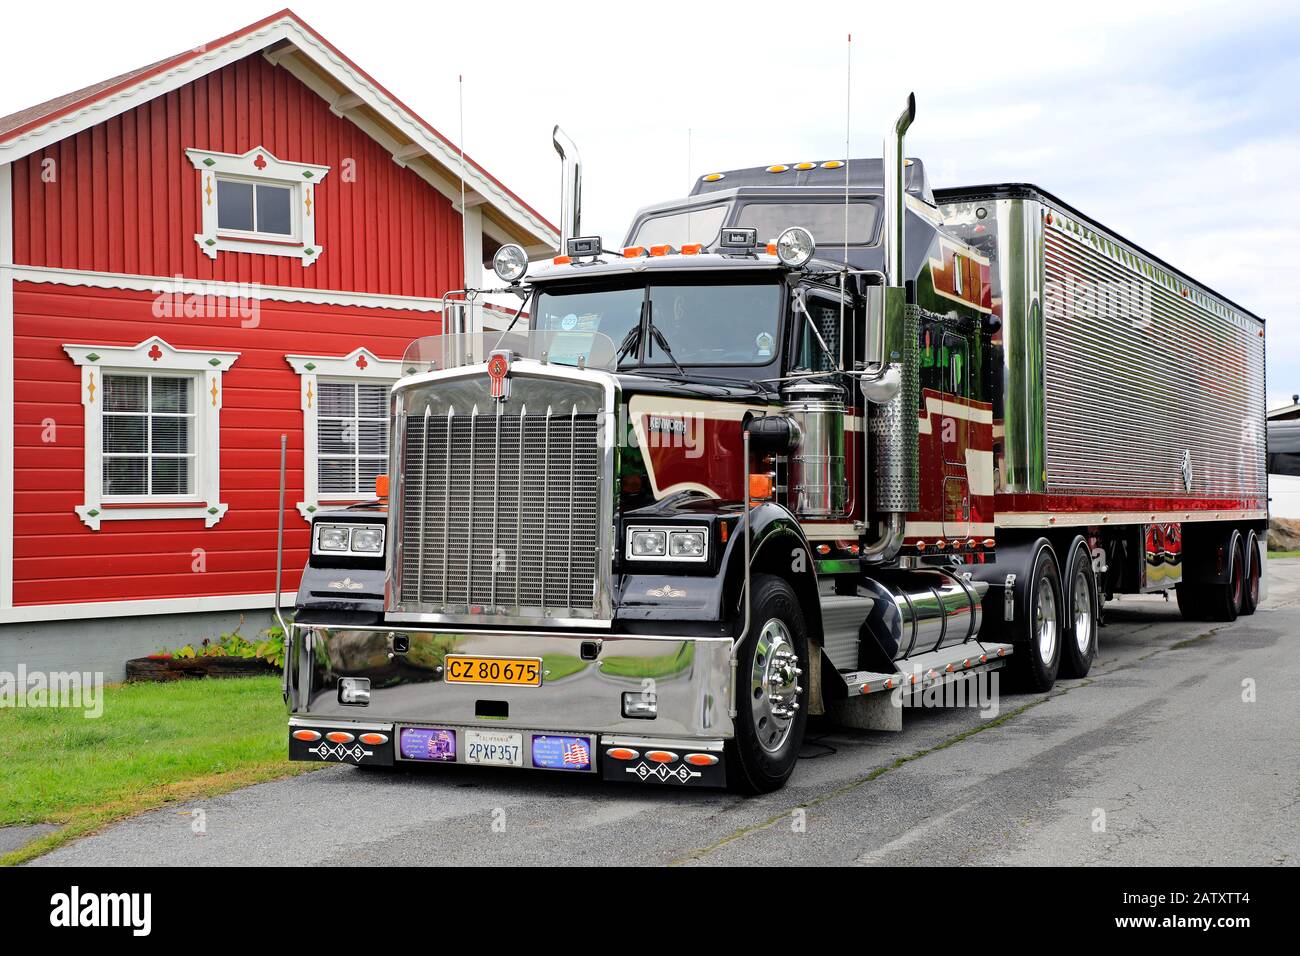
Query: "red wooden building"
0 10 557 673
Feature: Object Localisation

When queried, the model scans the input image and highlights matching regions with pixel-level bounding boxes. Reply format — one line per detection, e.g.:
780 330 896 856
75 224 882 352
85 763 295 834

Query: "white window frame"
64 337 240 530
186 146 330 266
286 348 403 520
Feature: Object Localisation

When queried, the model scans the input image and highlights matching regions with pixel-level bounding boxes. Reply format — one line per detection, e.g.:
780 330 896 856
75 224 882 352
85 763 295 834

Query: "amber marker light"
375 474 389 498
680 243 703 255
685 753 718 766
553 255 572 264
358 733 388 745
645 750 678 763
292 729 320 742
325 731 354 744
748 473 774 501
649 244 674 257
607 748 639 761
623 246 646 258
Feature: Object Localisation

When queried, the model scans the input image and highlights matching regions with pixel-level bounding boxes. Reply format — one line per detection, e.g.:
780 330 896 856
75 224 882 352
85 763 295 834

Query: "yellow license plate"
444 656 542 686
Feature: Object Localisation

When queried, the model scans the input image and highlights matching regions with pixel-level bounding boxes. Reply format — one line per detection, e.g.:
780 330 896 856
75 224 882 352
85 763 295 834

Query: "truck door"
940 330 972 542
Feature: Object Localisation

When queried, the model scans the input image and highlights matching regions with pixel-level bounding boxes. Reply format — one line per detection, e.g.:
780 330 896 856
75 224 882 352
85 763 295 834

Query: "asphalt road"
33 561 1300 867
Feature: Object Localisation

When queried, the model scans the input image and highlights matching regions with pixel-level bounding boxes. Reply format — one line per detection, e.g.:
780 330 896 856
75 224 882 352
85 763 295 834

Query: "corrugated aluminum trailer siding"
1039 205 1266 501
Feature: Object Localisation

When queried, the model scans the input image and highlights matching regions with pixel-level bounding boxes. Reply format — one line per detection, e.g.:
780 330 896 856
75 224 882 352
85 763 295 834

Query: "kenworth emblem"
487 350 512 401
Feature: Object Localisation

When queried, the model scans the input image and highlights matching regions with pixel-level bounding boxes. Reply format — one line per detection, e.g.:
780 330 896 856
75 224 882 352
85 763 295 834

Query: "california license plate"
444 655 541 686
465 730 523 767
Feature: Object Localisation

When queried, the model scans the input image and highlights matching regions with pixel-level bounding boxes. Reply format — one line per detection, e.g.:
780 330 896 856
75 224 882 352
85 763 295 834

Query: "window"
735 201 880 246
630 206 728 247
187 146 330 266
102 374 196 498
318 381 389 497
64 338 240 530
286 349 405 519
216 180 295 238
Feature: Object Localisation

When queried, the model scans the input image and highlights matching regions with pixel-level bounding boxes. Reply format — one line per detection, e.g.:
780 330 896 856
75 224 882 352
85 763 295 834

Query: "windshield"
535 279 782 369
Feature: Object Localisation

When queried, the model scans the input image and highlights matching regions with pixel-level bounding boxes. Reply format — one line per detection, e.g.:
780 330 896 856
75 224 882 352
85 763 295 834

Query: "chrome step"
839 641 1014 697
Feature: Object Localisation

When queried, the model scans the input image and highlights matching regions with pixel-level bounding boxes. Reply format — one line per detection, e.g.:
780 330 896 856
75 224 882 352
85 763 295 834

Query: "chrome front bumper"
286 623 735 740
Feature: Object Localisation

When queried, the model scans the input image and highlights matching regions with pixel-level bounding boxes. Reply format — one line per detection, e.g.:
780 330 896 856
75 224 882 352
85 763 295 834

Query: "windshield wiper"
615 324 642 366
648 322 687 378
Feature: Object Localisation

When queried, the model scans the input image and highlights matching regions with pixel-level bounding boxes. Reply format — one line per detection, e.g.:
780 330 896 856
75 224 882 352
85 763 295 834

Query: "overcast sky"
3 0 1297 402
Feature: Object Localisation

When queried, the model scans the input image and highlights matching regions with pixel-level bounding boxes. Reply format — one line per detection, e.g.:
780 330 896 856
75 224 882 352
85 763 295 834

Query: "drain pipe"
861 93 917 564
552 126 582 248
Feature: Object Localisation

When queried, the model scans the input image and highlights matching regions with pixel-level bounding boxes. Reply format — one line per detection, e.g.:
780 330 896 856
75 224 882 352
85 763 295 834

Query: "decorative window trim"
286 348 403 519
64 336 240 530
186 146 330 266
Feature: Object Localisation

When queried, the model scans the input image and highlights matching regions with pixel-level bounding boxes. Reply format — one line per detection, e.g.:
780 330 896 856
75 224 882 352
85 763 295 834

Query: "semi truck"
284 96 1267 792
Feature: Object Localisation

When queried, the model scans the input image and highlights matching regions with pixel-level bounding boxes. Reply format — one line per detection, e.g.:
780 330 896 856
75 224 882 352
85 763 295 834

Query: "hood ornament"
487 349 512 401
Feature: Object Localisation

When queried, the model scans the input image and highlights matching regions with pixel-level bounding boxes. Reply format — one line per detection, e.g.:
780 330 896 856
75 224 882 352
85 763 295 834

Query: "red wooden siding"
9 53 464 296
11 281 440 607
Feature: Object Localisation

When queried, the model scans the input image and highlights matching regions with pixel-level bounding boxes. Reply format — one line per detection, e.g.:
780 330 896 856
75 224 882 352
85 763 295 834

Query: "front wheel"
727 574 809 794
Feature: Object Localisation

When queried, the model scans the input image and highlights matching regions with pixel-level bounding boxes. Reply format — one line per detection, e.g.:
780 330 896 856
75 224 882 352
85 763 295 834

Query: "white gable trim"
0 15 557 250
10 264 447 312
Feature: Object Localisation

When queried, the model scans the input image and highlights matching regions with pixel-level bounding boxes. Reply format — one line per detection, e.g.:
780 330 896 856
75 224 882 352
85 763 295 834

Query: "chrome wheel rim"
1037 578 1058 664
750 619 801 753
1073 571 1092 655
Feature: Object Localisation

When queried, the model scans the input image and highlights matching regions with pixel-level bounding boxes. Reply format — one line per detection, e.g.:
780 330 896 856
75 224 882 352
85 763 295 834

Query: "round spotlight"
775 226 815 267
492 243 528 283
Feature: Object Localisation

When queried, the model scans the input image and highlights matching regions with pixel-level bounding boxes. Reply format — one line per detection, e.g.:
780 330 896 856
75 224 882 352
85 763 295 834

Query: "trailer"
283 97 1267 792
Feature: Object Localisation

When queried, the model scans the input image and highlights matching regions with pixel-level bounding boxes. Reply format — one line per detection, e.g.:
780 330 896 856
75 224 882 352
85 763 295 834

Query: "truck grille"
392 375 607 622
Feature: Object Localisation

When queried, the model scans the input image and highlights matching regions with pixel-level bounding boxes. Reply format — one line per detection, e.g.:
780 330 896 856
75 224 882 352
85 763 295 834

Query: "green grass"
1267 550 1300 559
0 676 315 865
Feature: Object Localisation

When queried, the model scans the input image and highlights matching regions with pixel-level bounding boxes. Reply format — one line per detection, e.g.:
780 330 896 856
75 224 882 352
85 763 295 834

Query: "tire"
727 574 809 795
1240 532 1261 616
1059 540 1098 679
1008 544 1063 692
1202 536 1244 622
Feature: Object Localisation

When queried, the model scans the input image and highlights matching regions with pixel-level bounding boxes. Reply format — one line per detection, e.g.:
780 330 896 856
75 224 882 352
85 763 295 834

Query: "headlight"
669 530 706 558
317 526 350 552
314 522 384 557
492 243 528 283
625 526 709 562
775 226 815 267
350 526 384 553
629 530 667 557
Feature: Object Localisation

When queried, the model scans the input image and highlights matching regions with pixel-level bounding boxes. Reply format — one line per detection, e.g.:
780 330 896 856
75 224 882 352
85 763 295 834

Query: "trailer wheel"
1008 543 1063 692
1059 539 1097 679
727 574 809 795
1240 532 1261 616
1202 536 1244 622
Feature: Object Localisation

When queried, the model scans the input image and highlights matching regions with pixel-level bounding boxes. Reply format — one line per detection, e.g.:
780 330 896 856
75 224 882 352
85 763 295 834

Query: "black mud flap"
600 745 727 787
289 727 395 766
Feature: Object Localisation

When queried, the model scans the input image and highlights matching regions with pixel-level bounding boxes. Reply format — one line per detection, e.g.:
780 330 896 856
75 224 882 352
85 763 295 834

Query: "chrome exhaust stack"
862 93 919 564
552 126 582 248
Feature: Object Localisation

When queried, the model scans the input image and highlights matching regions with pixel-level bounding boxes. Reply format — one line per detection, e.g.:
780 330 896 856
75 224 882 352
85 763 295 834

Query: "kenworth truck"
284 97 1267 792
